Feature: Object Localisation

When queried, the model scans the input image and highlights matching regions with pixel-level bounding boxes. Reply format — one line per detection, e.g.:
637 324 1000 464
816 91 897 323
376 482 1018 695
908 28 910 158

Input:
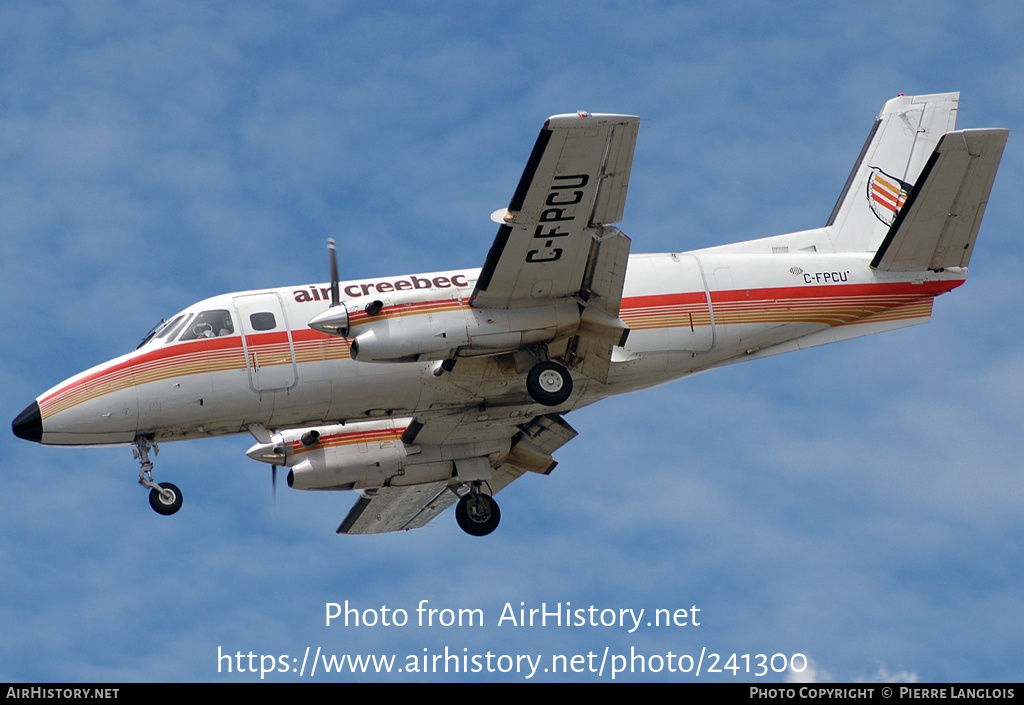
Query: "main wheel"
455 493 500 536
149 482 183 516
526 361 573 406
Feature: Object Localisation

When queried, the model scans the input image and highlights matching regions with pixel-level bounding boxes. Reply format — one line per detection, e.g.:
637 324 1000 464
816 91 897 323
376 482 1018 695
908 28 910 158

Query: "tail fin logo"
867 167 912 226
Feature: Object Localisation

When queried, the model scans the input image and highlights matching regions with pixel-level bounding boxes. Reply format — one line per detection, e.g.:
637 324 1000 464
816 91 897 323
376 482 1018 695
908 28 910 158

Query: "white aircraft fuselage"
21 247 964 448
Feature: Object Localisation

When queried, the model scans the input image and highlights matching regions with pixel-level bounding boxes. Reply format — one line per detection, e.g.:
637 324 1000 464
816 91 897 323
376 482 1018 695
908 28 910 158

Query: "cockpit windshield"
136 309 234 349
137 314 194 348
160 314 193 341
137 319 166 349
179 310 235 341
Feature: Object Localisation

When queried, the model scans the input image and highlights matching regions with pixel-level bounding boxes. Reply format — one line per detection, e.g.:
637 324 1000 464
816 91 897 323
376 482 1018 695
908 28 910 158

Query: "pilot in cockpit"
180 309 235 340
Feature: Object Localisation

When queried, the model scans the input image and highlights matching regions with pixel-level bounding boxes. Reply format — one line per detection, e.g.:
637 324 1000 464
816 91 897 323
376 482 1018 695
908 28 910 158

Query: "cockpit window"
162 314 192 341
138 313 194 348
179 310 235 341
153 317 178 339
137 319 166 349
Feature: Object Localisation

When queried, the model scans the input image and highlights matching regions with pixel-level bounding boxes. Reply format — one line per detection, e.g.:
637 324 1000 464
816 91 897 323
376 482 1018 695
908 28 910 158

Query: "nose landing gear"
134 436 183 516
148 481 183 515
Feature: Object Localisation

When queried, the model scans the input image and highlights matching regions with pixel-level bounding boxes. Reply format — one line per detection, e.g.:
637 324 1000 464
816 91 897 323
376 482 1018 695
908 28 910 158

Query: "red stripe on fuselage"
39 280 964 418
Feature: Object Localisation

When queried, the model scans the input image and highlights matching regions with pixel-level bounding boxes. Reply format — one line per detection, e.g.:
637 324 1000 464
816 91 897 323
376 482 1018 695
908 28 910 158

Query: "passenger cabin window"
249 312 276 331
180 310 235 341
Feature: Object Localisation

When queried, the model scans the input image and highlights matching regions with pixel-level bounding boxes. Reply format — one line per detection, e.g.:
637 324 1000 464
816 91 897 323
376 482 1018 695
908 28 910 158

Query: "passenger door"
233 293 297 391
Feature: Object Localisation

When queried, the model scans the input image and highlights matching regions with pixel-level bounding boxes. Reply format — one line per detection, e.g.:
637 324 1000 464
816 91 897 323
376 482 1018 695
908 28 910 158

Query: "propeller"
328 238 340 308
308 238 350 336
271 464 278 513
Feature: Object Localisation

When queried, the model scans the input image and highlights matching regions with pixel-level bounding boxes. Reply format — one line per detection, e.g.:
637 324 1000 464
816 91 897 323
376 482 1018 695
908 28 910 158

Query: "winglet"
871 128 1008 271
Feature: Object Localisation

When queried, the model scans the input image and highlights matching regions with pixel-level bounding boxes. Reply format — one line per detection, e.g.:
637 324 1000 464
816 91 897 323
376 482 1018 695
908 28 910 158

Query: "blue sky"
2 1 1022 682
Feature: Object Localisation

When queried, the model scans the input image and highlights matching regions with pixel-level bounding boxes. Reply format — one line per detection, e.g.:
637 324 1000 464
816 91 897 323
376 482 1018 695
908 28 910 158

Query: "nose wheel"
148 482 183 515
134 436 183 516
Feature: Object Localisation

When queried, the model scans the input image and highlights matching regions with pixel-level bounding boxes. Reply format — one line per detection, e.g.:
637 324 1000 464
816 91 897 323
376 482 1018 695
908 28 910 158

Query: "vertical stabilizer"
826 92 959 253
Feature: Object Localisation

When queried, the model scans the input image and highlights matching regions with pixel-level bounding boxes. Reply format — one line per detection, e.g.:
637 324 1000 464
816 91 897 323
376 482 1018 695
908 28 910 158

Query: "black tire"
149 482 183 516
455 493 500 536
526 361 573 406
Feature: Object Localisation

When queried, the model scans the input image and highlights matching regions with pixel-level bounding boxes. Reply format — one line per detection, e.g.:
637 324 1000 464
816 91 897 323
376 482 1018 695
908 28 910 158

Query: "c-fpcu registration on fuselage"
12 93 1008 537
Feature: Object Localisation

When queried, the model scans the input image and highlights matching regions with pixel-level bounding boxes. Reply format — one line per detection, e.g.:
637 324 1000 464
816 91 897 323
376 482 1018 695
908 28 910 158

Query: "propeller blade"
271 464 278 516
328 238 340 307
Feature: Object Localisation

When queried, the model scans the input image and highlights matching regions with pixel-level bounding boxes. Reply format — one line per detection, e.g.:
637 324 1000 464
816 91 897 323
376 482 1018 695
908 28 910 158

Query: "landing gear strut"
134 436 183 516
455 483 500 536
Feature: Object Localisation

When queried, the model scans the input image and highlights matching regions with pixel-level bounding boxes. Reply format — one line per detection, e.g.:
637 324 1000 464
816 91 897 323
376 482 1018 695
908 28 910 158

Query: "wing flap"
336 413 578 535
507 413 578 473
338 481 454 534
567 226 632 382
871 128 1008 272
336 465 530 535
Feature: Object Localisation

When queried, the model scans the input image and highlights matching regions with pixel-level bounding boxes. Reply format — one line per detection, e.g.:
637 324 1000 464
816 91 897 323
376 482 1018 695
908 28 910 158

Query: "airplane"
11 92 1008 537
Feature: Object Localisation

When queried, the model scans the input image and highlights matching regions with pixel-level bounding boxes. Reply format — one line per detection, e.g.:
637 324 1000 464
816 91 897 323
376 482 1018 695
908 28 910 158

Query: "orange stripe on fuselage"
621 280 959 329
38 280 961 420
37 329 351 421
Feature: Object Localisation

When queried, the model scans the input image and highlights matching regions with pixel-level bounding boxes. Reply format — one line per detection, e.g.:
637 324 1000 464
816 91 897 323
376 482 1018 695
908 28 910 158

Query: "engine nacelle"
349 296 470 362
245 418 509 491
312 290 581 363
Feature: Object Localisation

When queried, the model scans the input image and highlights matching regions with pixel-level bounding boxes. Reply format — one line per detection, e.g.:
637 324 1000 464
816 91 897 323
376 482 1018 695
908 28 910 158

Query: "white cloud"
786 655 831 683
861 665 920 683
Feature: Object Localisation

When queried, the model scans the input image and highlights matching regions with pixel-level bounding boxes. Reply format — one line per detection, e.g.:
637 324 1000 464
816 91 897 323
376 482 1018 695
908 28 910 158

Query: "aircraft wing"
470 112 639 380
340 114 641 533
471 112 639 309
871 128 1009 272
336 412 578 534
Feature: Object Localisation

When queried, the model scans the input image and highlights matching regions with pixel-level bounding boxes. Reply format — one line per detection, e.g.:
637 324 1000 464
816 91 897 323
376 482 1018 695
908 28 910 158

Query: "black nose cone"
12 401 42 443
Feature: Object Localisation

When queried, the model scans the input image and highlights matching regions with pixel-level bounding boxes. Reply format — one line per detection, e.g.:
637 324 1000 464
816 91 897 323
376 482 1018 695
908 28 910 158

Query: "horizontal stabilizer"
871 129 1008 272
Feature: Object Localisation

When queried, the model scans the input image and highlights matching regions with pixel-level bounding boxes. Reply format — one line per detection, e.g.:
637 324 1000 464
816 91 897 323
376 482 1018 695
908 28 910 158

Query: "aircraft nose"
12 401 43 443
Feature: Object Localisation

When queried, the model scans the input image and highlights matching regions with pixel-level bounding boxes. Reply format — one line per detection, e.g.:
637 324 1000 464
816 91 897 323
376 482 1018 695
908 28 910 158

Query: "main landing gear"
526 360 573 407
431 350 572 407
134 436 183 516
455 483 500 537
